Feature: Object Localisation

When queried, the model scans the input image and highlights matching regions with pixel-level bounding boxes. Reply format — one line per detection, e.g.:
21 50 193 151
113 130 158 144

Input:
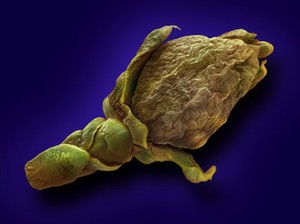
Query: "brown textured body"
25 26 273 189
132 34 264 149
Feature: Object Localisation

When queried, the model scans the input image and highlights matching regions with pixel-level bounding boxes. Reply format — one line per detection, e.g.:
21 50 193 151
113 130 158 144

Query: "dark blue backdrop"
1 0 299 223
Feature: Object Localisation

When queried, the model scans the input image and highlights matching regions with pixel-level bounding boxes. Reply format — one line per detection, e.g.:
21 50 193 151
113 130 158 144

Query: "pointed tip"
258 41 274 58
205 165 217 181
162 25 181 31
172 25 181 30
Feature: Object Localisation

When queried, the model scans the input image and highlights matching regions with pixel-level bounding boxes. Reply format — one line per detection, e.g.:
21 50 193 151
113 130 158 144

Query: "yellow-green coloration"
25 25 273 190
25 144 91 190
88 118 132 165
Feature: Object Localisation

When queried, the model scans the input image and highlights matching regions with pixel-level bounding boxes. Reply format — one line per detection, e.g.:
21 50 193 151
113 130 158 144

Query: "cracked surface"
132 33 265 149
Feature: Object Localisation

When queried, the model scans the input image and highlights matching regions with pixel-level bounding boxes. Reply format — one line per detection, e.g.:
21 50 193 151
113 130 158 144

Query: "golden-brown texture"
132 31 272 149
25 27 273 189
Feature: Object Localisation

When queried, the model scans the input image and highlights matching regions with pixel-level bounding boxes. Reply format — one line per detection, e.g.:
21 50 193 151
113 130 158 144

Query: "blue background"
1 0 299 223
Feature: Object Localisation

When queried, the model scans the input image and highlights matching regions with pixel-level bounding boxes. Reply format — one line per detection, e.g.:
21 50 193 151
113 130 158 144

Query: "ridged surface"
131 34 261 149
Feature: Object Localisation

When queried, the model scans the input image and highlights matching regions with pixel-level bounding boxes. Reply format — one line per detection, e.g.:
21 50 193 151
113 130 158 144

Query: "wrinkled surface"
132 32 269 149
24 26 273 189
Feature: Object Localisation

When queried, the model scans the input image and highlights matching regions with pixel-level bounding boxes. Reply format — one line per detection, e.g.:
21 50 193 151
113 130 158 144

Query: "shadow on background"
188 58 280 202
36 159 178 206
35 59 279 206
193 58 279 159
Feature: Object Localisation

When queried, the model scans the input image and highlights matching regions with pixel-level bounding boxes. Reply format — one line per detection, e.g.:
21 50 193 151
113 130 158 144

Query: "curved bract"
25 25 273 190
25 118 132 190
108 25 179 107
